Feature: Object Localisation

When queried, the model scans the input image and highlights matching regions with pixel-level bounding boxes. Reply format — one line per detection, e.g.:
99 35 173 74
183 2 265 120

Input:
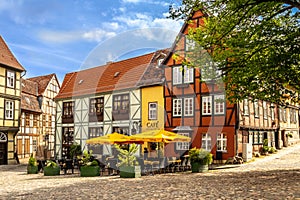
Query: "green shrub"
268 147 276 154
188 147 213 165
28 154 37 166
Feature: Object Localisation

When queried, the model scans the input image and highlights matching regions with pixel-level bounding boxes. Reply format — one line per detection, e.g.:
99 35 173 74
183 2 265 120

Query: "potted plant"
79 150 100 177
188 147 213 173
44 160 60 176
261 139 269 155
115 144 141 178
27 154 38 174
70 143 82 159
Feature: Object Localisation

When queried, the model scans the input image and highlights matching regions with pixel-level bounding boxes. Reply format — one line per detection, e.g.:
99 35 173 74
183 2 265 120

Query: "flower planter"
191 162 208 173
119 166 141 178
27 165 38 174
44 166 60 176
80 165 100 177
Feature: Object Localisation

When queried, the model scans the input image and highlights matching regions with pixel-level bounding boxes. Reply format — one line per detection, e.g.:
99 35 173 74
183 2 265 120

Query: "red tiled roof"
0 36 25 71
56 52 160 99
21 79 41 113
28 73 58 95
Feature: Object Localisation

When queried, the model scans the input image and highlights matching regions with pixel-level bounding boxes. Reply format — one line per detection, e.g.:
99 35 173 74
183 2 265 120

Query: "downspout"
235 103 240 156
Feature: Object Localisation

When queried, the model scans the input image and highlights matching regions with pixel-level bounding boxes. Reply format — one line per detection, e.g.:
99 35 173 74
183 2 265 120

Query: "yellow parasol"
86 132 142 145
129 129 191 143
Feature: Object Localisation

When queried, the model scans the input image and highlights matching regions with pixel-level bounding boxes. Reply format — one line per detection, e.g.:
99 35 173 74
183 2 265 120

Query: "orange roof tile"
56 51 164 99
0 36 25 71
28 73 59 95
21 79 41 113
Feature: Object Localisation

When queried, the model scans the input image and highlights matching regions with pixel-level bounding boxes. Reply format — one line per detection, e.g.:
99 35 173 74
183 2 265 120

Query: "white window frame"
243 99 249 115
173 66 182 85
202 96 212 115
148 102 157 120
173 99 182 117
185 37 196 51
215 95 225 115
183 65 194 83
201 133 211 151
254 101 259 118
217 133 227 152
176 132 190 150
184 98 194 116
270 103 275 120
5 100 14 119
263 101 268 119
7 70 15 88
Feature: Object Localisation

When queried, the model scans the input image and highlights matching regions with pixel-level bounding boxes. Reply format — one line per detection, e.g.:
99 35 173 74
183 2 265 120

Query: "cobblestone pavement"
1 144 300 200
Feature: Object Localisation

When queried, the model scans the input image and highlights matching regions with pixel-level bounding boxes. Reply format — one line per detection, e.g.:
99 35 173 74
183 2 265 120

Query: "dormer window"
6 70 15 88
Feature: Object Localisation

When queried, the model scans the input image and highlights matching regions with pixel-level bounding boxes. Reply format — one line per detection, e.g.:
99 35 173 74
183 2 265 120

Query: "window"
89 97 104 122
63 102 74 117
148 102 157 120
185 37 196 51
6 70 15 88
173 99 182 117
89 97 104 114
176 132 190 150
202 96 212 115
113 94 129 112
215 95 225 115
173 98 194 117
243 99 249 115
173 66 194 85
184 98 194 116
254 101 259 118
88 127 103 154
201 133 211 151
217 133 227 152
263 101 268 119
33 115 38 127
5 100 14 119
201 61 222 81
62 101 74 123
253 132 259 144
25 114 30 126
62 127 74 159
283 108 287 122
270 104 275 120
113 127 129 135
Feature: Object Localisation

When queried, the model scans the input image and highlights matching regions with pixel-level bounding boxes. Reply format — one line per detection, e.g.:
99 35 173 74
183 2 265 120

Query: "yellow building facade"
0 36 25 165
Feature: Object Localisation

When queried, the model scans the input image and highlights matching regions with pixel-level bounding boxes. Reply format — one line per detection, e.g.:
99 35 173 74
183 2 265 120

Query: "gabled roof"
28 73 59 95
0 36 25 71
21 79 41 113
56 51 165 100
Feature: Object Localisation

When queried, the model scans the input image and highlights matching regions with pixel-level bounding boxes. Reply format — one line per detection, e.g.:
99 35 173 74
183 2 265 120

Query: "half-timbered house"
55 50 166 159
0 36 25 165
17 74 60 160
163 10 282 162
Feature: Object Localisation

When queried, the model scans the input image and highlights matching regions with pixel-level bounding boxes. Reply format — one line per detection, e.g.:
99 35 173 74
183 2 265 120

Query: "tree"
169 0 300 104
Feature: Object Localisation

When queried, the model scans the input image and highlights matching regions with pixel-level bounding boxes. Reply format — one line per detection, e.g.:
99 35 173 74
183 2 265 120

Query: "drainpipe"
235 103 240 156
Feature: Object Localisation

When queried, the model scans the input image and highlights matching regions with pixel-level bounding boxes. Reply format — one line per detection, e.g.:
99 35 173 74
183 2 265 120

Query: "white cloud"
38 29 117 43
113 13 183 33
83 29 117 42
121 0 170 6
102 22 121 31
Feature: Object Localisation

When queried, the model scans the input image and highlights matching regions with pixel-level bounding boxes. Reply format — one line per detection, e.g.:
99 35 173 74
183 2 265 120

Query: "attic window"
157 58 164 67
114 72 120 77
78 80 84 85
25 97 30 104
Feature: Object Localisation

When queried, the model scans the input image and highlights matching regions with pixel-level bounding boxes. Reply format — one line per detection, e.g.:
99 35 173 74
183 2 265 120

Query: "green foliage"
287 133 293 138
80 150 97 166
115 144 139 167
45 160 58 168
268 147 276 154
28 154 36 166
70 143 82 159
262 139 269 153
188 147 213 165
169 0 300 104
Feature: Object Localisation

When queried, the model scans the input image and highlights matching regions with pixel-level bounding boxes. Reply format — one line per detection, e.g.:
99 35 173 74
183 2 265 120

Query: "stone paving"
1 143 300 200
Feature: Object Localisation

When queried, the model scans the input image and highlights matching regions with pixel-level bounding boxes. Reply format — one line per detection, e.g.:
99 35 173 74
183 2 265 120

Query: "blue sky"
0 0 183 83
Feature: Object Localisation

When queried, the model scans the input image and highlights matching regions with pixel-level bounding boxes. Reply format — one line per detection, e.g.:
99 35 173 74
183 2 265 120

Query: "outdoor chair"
62 159 74 174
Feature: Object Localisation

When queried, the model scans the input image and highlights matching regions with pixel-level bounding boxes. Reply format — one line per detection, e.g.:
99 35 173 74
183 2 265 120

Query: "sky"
0 0 183 83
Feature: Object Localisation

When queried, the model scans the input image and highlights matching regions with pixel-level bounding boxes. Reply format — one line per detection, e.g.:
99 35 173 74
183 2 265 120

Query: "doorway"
0 132 8 165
